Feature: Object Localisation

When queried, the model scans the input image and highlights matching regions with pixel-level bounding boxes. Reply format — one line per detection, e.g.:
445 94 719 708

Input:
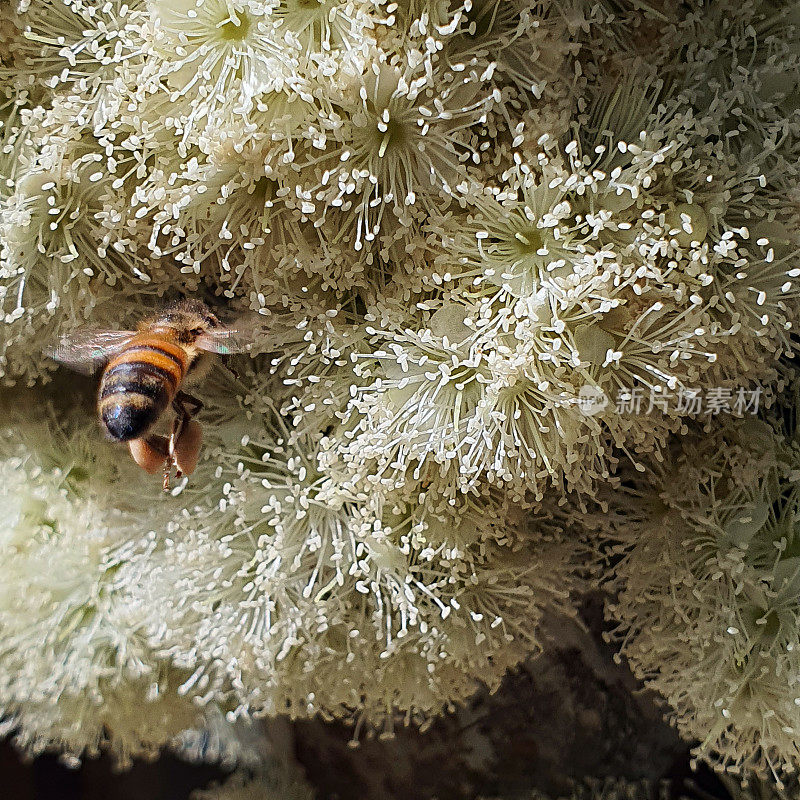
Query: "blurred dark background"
0 742 230 800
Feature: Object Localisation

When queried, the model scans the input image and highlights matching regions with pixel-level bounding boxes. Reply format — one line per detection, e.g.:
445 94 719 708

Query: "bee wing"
195 324 259 355
46 329 137 375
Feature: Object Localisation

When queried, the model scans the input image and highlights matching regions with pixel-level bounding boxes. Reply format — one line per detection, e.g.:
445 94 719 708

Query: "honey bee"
48 300 253 491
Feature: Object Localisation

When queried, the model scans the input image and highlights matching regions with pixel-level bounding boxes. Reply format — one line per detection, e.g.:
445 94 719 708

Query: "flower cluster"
0 396 216 764
605 412 800 785
133 364 578 726
0 0 799 795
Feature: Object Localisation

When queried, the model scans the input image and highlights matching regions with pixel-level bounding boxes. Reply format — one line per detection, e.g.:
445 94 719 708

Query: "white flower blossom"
148 0 299 134
306 51 492 247
1 0 800 781
605 416 800 783
1 0 148 91
134 370 578 724
0 404 213 763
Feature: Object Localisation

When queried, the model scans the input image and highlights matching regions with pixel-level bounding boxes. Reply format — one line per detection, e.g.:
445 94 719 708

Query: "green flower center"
66 465 89 483
219 14 251 41
373 117 407 158
512 227 545 255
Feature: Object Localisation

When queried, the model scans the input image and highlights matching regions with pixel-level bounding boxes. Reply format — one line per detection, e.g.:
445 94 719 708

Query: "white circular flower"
308 52 492 246
148 0 300 134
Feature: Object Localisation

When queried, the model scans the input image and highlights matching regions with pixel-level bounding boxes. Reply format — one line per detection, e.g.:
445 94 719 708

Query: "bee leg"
167 402 188 488
162 459 172 493
163 425 180 492
163 394 204 491
163 413 185 491
161 401 186 492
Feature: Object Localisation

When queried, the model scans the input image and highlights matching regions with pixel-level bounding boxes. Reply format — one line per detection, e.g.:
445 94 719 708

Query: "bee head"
147 300 222 345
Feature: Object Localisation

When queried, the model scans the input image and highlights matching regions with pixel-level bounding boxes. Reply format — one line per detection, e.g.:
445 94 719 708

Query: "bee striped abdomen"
98 337 187 442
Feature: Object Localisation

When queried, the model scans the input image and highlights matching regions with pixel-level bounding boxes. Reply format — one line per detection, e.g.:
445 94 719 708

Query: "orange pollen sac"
175 420 203 476
128 435 168 474
127 421 204 478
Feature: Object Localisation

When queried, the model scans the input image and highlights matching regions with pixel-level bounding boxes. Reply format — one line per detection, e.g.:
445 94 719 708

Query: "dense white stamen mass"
130 366 578 723
604 417 800 784
1 0 800 791
0 406 234 764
